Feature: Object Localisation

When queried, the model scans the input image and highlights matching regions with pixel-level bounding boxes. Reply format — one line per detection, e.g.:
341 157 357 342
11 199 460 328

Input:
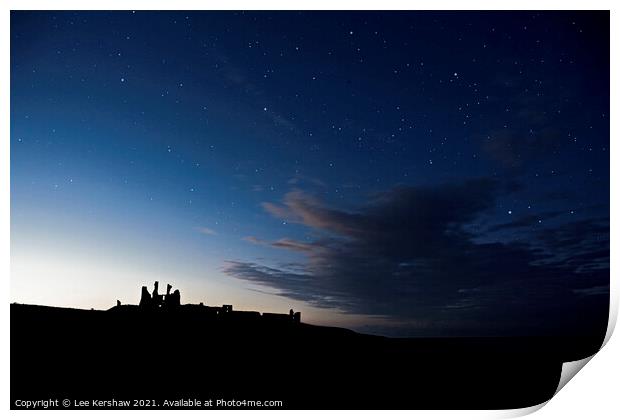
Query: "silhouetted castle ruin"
131 281 301 324
139 281 181 310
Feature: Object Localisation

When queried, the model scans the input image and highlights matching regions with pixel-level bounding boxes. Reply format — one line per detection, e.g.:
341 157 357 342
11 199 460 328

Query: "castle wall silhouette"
127 281 301 323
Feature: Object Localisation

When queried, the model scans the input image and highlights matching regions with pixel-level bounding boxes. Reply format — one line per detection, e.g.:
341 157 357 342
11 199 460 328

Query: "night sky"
11 11 609 337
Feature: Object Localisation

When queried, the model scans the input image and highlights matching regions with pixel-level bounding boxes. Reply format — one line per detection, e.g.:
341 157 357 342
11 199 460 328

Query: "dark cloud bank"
224 179 608 337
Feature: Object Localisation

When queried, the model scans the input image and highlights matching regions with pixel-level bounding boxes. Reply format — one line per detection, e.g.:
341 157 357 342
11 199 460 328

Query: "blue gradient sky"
11 11 609 336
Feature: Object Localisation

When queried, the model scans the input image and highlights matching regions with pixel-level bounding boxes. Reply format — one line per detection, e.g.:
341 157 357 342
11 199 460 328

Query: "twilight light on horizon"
10 11 609 337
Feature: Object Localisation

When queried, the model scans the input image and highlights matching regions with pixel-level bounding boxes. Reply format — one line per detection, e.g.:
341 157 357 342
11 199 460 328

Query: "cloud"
196 227 217 236
271 238 318 253
244 235 322 253
533 217 610 273
481 127 563 168
486 211 563 232
242 236 262 244
208 49 301 136
260 202 294 220
478 77 570 169
287 175 327 187
223 261 321 302
225 179 609 336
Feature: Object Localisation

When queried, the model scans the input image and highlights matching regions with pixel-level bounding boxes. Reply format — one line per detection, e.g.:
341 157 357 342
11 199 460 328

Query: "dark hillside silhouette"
10 284 606 409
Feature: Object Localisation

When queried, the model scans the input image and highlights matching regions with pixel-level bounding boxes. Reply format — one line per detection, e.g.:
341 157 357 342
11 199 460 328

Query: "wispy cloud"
225 179 609 335
244 235 319 253
196 227 217 236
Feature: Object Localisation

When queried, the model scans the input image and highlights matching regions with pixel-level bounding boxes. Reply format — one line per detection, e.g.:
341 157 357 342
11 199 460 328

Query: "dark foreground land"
11 303 605 409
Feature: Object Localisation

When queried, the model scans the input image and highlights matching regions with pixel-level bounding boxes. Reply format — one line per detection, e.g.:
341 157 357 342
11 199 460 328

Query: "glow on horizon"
10 228 380 331
10 11 609 339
